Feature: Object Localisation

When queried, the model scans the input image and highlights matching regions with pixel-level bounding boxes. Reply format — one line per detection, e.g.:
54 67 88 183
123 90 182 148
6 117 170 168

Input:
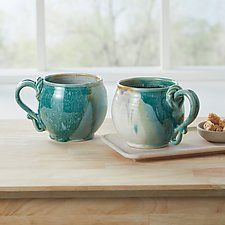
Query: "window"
45 0 160 68
171 0 225 67
0 0 36 68
0 0 225 82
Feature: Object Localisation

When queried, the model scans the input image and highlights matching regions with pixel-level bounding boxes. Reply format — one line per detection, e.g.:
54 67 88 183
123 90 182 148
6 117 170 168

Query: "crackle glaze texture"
15 74 107 142
112 77 200 148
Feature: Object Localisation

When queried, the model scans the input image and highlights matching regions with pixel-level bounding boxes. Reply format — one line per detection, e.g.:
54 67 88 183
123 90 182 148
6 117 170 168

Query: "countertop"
0 118 225 198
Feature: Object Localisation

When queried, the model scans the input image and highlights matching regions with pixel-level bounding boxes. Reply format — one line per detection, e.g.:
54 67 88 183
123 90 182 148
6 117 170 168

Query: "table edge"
0 184 225 198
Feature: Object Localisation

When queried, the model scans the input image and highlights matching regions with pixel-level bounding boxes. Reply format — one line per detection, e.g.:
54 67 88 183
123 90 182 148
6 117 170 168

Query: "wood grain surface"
0 118 225 225
0 118 225 198
0 197 224 225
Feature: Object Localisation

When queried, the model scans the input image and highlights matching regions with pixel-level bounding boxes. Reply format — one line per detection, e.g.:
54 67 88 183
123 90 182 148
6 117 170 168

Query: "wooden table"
0 118 225 225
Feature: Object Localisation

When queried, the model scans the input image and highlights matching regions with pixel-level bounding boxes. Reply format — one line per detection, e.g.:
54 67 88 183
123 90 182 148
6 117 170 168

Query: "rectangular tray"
101 127 225 160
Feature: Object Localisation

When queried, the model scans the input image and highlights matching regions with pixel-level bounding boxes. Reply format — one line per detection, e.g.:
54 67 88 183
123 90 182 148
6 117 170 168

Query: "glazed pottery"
15 74 107 142
112 77 200 148
197 121 225 143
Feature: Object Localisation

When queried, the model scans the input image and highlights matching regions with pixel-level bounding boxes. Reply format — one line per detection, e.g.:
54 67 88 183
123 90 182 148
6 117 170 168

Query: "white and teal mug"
112 77 200 148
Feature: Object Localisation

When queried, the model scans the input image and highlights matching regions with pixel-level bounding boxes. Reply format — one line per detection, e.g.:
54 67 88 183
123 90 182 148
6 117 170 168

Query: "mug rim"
44 73 103 87
117 77 177 92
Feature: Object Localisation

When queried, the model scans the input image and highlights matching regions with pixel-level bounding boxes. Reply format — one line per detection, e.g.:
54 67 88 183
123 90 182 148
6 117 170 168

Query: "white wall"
1 81 224 119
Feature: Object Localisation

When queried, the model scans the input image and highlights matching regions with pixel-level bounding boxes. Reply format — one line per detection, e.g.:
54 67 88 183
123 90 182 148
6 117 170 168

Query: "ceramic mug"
15 73 107 142
112 77 200 148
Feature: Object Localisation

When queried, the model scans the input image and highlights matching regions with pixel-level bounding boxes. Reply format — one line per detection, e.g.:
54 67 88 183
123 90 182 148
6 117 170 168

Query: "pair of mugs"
15 73 200 148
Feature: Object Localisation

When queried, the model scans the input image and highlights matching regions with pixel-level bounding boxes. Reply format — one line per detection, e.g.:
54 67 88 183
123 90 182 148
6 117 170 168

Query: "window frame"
0 0 225 85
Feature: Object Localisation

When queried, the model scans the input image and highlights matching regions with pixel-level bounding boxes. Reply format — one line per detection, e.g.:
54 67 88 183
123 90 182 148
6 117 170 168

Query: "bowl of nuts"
197 113 225 143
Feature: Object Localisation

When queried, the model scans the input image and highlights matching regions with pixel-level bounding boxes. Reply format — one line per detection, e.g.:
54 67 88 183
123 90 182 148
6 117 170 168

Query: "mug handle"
15 77 45 132
166 85 200 145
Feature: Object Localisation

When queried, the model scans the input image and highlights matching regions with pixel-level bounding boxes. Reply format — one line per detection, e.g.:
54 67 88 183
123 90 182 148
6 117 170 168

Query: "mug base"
71 135 93 142
50 134 93 142
127 142 168 149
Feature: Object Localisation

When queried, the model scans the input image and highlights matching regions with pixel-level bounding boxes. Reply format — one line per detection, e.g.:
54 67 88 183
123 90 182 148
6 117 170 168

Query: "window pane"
171 0 225 67
46 0 160 68
0 0 36 68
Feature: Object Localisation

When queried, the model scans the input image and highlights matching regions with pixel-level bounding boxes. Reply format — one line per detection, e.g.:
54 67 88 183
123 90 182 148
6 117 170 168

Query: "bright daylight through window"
0 0 36 68
170 0 225 67
0 0 225 70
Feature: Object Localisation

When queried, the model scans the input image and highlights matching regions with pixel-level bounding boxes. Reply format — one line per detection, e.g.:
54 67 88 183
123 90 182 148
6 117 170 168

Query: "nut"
203 121 215 131
208 113 221 125
204 113 225 132
214 125 223 132
219 119 225 129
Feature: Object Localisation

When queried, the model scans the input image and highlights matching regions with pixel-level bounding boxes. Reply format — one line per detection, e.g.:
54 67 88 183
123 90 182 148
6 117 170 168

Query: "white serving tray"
101 127 225 160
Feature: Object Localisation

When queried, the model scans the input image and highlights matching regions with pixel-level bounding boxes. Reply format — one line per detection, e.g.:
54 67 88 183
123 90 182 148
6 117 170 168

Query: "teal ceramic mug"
112 77 200 148
15 73 107 142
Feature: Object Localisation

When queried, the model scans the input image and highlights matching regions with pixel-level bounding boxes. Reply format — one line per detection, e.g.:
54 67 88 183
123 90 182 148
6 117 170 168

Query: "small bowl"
197 121 225 143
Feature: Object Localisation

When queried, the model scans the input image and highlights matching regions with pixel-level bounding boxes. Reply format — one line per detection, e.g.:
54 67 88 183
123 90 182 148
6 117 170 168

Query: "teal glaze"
15 74 107 142
112 77 200 148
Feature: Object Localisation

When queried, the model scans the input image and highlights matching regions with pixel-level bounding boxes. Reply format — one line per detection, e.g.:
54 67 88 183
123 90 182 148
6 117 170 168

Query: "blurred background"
0 0 225 118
